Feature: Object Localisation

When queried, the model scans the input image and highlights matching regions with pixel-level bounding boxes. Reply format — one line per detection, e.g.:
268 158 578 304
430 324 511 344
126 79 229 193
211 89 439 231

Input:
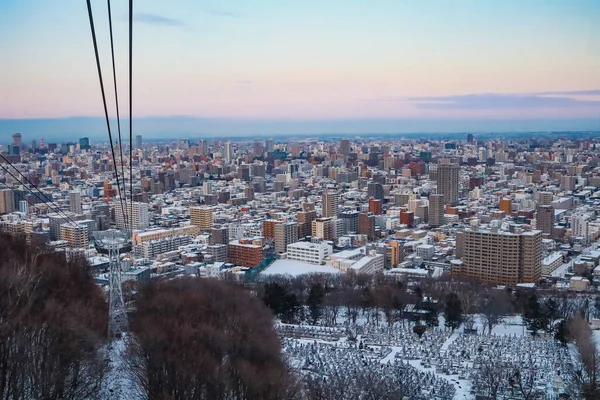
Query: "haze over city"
1 0 599 138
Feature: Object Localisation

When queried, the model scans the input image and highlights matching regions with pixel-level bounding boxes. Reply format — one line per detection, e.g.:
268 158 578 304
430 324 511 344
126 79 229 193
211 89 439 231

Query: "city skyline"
1 0 599 125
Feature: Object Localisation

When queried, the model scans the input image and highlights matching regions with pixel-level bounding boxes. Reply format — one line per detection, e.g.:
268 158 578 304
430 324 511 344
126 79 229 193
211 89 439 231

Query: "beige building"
132 225 201 245
312 217 336 241
428 194 444 227
0 189 15 214
60 222 89 249
436 159 460 206
321 191 339 218
190 206 213 231
274 221 298 254
454 227 542 285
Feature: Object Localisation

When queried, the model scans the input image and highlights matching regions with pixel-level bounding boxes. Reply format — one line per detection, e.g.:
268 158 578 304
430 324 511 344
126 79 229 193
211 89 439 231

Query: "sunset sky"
1 0 599 125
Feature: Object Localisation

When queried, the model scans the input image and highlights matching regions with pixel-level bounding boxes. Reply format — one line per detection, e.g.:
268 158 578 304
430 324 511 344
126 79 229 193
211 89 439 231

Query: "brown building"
499 197 512 215
262 220 282 240
228 238 263 268
536 205 554 235
359 212 376 241
321 191 339 218
428 194 444 227
298 209 317 238
368 198 383 215
436 159 460 206
454 227 542 285
274 221 298 254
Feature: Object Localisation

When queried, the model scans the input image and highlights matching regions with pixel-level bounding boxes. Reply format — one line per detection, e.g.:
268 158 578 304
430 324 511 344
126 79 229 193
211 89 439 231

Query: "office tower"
240 165 251 182
359 212 376 241
7 145 20 156
69 191 82 214
60 222 89 248
190 206 213 231
536 205 554 235
312 217 336 241
113 201 149 231
436 159 460 206
340 210 359 234
265 138 274 152
224 141 233 162
274 221 298 254
321 191 339 218
298 209 317 238
454 227 542 285
367 181 384 200
30 139 38 150
244 186 255 200
0 189 15 214
135 135 143 150
19 200 28 214
79 137 90 150
12 133 22 148
499 197 511 214
428 194 444 227
339 139 350 156
253 140 264 156
467 133 474 143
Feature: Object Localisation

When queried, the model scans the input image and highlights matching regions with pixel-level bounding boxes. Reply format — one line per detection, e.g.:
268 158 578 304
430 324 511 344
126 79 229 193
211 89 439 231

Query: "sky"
1 0 599 135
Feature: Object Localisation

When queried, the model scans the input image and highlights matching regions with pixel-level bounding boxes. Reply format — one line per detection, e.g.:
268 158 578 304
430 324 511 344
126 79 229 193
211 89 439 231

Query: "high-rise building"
0 189 15 214
135 135 143 150
321 191 339 218
19 200 29 214
436 159 460 206
199 139 208 155
339 139 350 156
367 181 384 200
428 194 444 227
224 141 233 162
537 191 553 206
190 206 213 231
262 220 282 240
49 214 72 241
79 137 90 150
274 221 298 254
499 197 512 215
228 238 263 268
312 217 336 241
340 210 359 234
368 198 382 215
298 209 317 238
359 212 376 241
535 205 554 235
265 138 274 152
210 226 229 245
12 133 22 148
560 175 577 191
60 222 89 249
69 191 82 214
454 227 542 285
114 201 149 231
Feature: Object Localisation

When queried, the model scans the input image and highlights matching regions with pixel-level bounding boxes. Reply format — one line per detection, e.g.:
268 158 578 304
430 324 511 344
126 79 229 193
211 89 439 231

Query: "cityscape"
2 1 600 399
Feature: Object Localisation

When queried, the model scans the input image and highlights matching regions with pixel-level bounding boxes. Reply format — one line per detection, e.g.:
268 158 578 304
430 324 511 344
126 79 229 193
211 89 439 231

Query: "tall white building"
114 201 149 231
69 191 82 214
224 141 233 162
572 213 591 242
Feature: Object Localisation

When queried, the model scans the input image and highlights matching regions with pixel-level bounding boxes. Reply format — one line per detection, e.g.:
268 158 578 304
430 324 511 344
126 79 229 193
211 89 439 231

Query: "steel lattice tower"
94 229 131 338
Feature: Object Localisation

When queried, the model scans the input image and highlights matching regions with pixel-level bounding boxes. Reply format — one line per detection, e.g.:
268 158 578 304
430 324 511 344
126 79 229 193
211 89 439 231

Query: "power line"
106 0 129 231
128 0 134 231
0 156 79 226
85 0 129 233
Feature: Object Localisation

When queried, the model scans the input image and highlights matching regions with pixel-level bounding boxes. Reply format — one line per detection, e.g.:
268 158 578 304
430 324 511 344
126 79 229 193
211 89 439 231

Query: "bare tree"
569 316 600 399
479 290 512 335
130 277 297 400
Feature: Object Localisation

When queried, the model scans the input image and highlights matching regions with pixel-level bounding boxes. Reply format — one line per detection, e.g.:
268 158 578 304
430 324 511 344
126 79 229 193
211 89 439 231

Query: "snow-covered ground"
100 335 145 400
278 314 568 400
261 260 340 276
